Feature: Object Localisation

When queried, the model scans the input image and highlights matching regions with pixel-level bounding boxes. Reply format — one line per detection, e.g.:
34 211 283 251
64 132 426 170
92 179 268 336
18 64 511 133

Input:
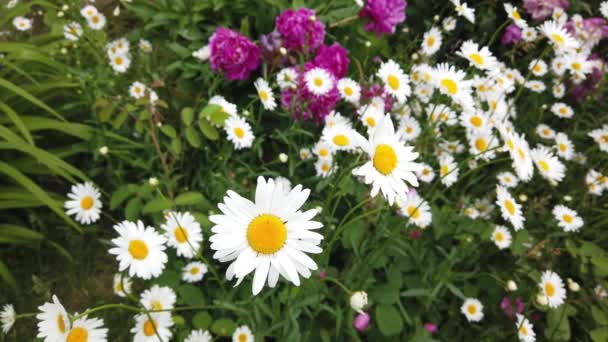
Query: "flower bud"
506 280 518 292
365 41 371 47
536 293 548 306
148 177 159 186
350 291 368 313
279 153 288 163
353 312 370 331
99 146 109 155
568 278 580 292
279 47 287 55
424 322 438 334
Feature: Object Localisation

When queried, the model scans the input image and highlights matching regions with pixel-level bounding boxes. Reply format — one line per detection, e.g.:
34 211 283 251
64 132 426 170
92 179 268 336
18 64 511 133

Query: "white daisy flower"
516 314 536 342
552 82 565 98
440 140 465 155
66 315 108 342
315 158 335 178
504 3 527 28
254 78 276 111
132 312 174 342
353 115 422 205
321 123 364 152
129 81 146 99
313 141 333 160
461 111 489 132
539 20 579 53
586 169 607 195
64 182 102 225
552 205 583 232
1 304 15 334
416 163 436 183
492 225 512 249
421 27 442 56
277 67 298 90
63 22 83 41
161 211 203 259
81 5 99 19
183 261 208 283
531 145 566 183
359 106 383 132
274 177 292 193
108 220 168 280
588 125 608 152
457 40 497 71
107 38 130 57
565 52 593 79
304 67 333 96
377 59 411 104
497 171 519 188
439 154 459 187
461 298 483 322
442 16 457 31
451 0 476 23
525 80 546 93
209 177 324 295
209 95 238 118
36 295 69 341
299 147 312 160
529 59 548 76
502 131 534 182
429 104 458 126
496 185 525 230
113 273 132 297
522 27 538 42
431 63 473 107
397 116 421 142
140 285 176 311
468 129 498 160
139 39 153 53
337 78 361 104
554 132 574 160
536 124 556 139
414 83 433 103
601 1 608 19
539 270 566 308
87 12 106 30
224 116 254 150
324 111 352 129
232 325 254 342
13 16 32 31
186 329 212 342
110 54 131 73
552 7 568 25
397 193 432 228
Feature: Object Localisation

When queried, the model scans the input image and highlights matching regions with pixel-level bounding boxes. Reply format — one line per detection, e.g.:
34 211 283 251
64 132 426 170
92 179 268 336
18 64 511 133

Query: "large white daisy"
457 40 497 71
552 205 583 232
64 182 102 225
531 146 566 184
304 68 333 96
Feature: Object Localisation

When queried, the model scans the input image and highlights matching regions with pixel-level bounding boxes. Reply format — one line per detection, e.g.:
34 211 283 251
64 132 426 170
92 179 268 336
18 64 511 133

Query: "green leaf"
0 101 33 145
200 104 223 118
0 77 65 121
545 304 576 341
210 318 237 336
371 284 400 304
185 126 201 148
198 119 219 140
0 260 17 292
175 192 204 206
591 328 608 342
142 198 173 214
160 125 177 138
98 102 116 122
209 110 229 126
192 312 213 330
181 107 194 126
0 224 43 244
375 304 404 336
177 284 205 305
110 184 138 210
170 138 182 155
125 198 143 221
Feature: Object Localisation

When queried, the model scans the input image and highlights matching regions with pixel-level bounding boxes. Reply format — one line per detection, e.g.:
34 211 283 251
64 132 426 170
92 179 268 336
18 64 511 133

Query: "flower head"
209 28 260 80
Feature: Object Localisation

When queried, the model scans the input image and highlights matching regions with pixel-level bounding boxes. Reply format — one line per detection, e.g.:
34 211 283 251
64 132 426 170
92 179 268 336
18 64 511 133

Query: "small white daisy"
321 123 365 152
492 225 512 249
539 270 566 308
416 163 435 183
193 45 210 61
496 185 524 230
397 193 432 228
504 3 527 28
254 78 277 110
531 145 566 184
132 312 174 342
63 22 83 41
457 40 497 71
337 78 361 104
64 182 102 225
552 205 583 232
497 171 519 188
87 12 106 30
313 141 333 160
232 325 254 342
552 82 565 98
443 16 457 31
439 154 459 187
139 39 153 53
554 132 574 160
36 295 69 341
539 20 579 53
277 67 298 90
377 59 411 104
140 285 176 311
461 298 484 322
529 59 548 76
522 27 538 42
66 315 108 342
431 63 473 107
299 147 312 160
129 81 146 99
588 125 608 152
186 329 212 342
209 95 238 118
183 261 208 283
397 116 421 142
110 54 131 73
315 158 335 178
1 304 15 334
536 124 556 139
80 5 99 19
516 314 536 342
304 67 333 96
13 16 32 31
161 211 203 259
224 116 255 150
421 27 442 56
525 80 546 93
451 0 476 23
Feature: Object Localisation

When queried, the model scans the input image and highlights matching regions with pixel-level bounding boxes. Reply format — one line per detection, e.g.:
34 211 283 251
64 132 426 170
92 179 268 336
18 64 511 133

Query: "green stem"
322 276 352 295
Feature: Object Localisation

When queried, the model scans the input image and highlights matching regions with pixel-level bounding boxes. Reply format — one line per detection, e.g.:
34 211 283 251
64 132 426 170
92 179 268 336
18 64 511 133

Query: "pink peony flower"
312 43 350 79
275 8 325 53
359 0 407 35
523 0 568 21
501 24 522 45
353 312 370 331
209 27 260 80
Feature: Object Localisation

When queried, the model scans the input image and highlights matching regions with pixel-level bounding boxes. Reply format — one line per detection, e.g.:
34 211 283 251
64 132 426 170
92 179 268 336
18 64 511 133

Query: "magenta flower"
501 297 525 319
410 229 421 239
312 43 350 79
281 66 339 123
275 8 325 53
523 0 568 21
501 24 522 45
209 28 260 80
424 323 438 334
359 0 407 35
353 312 370 331
318 271 326 280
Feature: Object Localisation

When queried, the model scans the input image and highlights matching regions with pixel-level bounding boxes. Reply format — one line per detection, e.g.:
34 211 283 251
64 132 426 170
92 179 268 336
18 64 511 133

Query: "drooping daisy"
516 314 536 342
475 197 495 219
397 193 432 228
586 169 607 196
66 315 108 342
503 131 534 181
522 27 538 42
276 67 297 90
209 95 238 117
87 12 106 30
439 154 459 187
313 141 333 160
443 16 457 31
554 132 574 160
492 225 512 249
416 163 436 183
161 211 203 258
397 116 421 142
37 295 69 341
80 5 98 19
140 285 176 311
183 261 208 283
224 116 255 150
232 325 254 342
131 312 174 342
531 146 565 184
440 140 465 155
337 78 361 104
209 177 324 295
496 185 524 230
63 22 83 41
588 125 608 152
1 304 15 334
536 124 556 139
504 3 527 28
525 80 546 93
421 27 442 56
461 298 483 322
552 82 565 98
377 59 411 104
254 78 276 110
110 54 131 73
315 158 335 178
497 171 519 188
457 40 497 71
109 220 168 280
552 205 583 232
129 81 146 99
463 207 480 219
353 115 422 205
185 329 212 342
529 59 548 77
13 16 32 31
64 182 102 225
321 123 364 152
539 20 579 53
539 270 566 308
113 273 132 297
304 67 333 96
432 63 473 107
451 0 476 23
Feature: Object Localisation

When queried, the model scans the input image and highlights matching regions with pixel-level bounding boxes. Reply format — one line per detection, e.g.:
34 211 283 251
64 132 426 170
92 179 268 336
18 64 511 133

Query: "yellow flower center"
506 139 514 151
247 214 287 255
551 34 564 44
80 196 94 210
538 160 549 172
426 36 435 47
558 143 566 152
321 163 330 172
467 304 477 315
469 53 484 65
475 138 487 152
512 10 521 20
174 226 188 243
407 206 420 219
190 267 199 275
239 333 248 342
259 90 269 101
314 77 323 87
571 62 581 71
533 64 542 73
542 129 550 136
441 79 458 95
388 74 400 91
92 16 100 24
319 148 329 157
545 283 555 297
406 126 413 134
234 127 245 139
333 134 349 147
151 300 162 310
366 117 376 127
128 240 149 260
66 327 88 342
440 164 449 176
115 57 123 65
143 320 157 337
422 169 430 175
495 232 504 242
57 314 66 333
115 282 123 293
520 325 528 336
470 116 482 127
517 148 525 159
562 214 573 223
373 144 398 175
504 200 516 216
344 86 353 96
